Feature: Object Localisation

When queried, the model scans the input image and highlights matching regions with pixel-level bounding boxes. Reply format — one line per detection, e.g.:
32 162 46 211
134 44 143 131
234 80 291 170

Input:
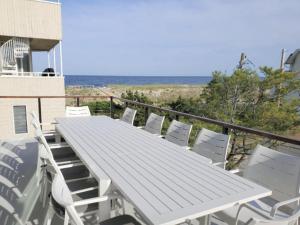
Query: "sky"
34 0 300 76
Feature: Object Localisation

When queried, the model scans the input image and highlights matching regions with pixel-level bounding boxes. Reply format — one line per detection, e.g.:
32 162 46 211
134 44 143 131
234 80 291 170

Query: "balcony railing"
1 95 299 168
33 0 61 5
0 95 299 144
0 72 62 77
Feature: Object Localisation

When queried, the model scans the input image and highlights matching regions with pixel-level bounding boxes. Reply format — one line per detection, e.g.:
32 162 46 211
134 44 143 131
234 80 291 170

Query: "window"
13 106 28 134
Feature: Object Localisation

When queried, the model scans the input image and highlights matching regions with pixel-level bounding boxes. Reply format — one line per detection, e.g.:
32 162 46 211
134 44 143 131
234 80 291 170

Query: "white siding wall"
0 76 65 139
291 55 300 73
0 0 62 41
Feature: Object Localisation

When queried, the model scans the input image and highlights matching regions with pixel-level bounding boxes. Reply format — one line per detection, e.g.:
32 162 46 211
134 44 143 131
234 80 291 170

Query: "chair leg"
43 205 55 225
121 198 125 215
64 212 69 225
40 167 46 203
43 175 48 208
55 134 61 143
198 215 210 225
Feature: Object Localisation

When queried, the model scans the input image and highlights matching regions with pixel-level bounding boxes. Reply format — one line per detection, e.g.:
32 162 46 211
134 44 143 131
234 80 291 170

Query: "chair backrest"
52 175 73 207
65 106 91 117
243 145 300 202
30 111 40 127
192 128 230 167
165 120 192 147
144 113 165 135
52 175 84 225
121 107 137 125
31 111 38 120
32 124 64 178
0 205 23 225
34 125 79 224
246 205 300 225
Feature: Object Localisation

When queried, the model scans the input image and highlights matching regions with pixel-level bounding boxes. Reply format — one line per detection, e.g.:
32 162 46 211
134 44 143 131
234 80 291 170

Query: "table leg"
198 215 209 225
98 179 111 222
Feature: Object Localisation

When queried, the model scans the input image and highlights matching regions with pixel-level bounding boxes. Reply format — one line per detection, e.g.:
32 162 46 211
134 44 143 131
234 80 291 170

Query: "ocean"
65 75 212 87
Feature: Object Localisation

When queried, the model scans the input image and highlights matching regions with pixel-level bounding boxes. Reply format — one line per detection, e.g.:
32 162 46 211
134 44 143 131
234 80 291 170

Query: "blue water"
65 75 212 87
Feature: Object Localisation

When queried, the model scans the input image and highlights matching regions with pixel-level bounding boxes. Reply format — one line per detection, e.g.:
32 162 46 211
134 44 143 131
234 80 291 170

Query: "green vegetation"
118 67 300 168
167 67 300 167
66 67 300 168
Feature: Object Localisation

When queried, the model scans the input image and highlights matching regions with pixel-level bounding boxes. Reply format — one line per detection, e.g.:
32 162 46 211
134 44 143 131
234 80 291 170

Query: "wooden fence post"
110 96 114 118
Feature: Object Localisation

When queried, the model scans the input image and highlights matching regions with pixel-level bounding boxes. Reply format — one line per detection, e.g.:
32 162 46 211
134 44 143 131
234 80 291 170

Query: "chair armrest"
71 186 98 195
235 203 271 225
58 162 83 169
270 196 300 217
73 193 121 206
49 142 69 149
40 122 58 126
229 169 240 174
73 196 108 206
213 161 228 167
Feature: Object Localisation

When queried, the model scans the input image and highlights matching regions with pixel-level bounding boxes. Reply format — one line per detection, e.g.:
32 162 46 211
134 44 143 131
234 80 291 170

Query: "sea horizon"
65 75 213 87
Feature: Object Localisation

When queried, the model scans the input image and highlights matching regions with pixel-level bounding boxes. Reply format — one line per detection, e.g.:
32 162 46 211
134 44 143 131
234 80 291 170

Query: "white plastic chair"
214 145 300 225
192 128 230 168
233 201 300 225
0 204 24 225
165 120 192 148
34 125 98 208
44 174 103 225
120 107 137 125
143 113 165 135
46 173 137 225
65 106 91 117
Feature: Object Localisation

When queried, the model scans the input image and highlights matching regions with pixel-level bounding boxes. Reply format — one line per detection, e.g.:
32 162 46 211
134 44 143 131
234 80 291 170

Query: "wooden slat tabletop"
56 116 271 225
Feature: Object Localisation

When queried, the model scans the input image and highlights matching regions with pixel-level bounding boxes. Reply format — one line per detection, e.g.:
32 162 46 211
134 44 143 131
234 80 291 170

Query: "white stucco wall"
0 76 65 139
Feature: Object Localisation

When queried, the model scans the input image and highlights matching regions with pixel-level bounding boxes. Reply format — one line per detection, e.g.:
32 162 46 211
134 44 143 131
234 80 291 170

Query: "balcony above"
0 0 62 51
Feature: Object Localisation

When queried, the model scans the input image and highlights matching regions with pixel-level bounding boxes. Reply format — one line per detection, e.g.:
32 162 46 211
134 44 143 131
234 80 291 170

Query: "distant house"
285 49 300 73
284 49 300 103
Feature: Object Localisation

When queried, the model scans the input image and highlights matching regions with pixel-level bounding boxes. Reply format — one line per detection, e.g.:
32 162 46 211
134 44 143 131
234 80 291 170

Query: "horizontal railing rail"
0 72 62 77
1 95 300 146
32 0 61 4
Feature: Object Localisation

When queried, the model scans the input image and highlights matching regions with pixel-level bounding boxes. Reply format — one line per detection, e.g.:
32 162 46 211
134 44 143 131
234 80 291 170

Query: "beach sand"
66 84 205 104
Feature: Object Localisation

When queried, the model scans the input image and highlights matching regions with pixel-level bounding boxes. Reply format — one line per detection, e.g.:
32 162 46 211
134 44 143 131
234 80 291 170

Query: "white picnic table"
55 116 271 225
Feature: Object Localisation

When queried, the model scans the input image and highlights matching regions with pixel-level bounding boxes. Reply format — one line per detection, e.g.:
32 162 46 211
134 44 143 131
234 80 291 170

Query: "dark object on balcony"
42 68 55 77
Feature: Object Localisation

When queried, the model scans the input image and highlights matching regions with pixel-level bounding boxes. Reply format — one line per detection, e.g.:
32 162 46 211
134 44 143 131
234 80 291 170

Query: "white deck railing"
32 0 61 4
0 72 62 77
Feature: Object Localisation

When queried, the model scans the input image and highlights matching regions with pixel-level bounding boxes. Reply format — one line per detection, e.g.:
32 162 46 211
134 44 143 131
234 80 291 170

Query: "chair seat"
100 215 141 225
213 198 290 225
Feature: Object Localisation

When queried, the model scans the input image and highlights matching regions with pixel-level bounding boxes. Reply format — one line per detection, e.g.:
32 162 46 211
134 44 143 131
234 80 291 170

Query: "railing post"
175 114 179 121
144 106 149 123
38 97 42 128
222 127 229 135
110 96 114 119
76 97 80 107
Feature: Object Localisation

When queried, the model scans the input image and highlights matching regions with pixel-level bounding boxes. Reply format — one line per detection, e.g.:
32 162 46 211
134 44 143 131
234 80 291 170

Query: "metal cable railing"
0 95 299 146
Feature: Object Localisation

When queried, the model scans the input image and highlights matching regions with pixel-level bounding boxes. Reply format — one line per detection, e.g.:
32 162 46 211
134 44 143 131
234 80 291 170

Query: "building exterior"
285 49 300 74
0 0 65 139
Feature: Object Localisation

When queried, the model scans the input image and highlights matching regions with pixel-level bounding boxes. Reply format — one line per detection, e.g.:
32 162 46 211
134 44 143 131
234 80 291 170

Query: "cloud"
37 0 300 75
